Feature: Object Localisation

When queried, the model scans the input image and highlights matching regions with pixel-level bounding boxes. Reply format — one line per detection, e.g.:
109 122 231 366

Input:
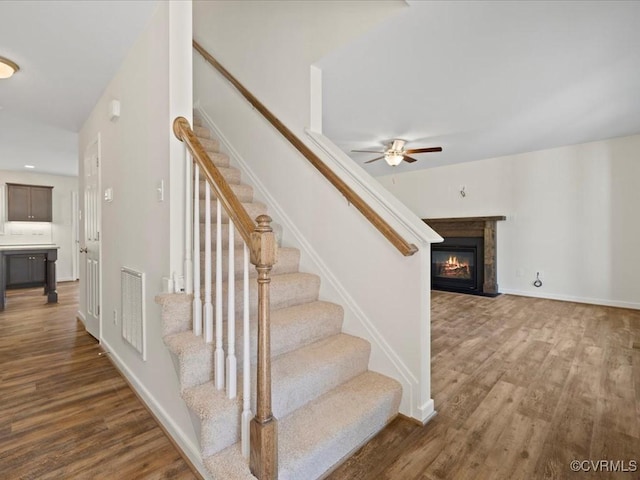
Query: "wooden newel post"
249 215 278 480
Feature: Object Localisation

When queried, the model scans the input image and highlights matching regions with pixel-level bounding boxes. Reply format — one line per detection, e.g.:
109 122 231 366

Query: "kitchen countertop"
0 245 60 251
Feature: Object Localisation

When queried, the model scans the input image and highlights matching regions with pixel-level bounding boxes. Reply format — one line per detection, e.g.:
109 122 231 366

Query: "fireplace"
424 216 505 296
431 237 484 294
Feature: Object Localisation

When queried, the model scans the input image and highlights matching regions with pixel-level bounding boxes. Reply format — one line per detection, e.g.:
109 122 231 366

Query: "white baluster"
227 222 237 399
241 243 251 458
214 200 225 389
204 184 213 344
192 164 202 336
184 151 193 295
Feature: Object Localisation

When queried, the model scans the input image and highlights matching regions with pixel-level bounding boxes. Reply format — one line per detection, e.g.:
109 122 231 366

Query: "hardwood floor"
3 284 638 479
328 291 640 480
0 283 198 479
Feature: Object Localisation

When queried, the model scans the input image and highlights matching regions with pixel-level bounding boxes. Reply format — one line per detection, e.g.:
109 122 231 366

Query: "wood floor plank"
327 292 640 480
0 283 199 479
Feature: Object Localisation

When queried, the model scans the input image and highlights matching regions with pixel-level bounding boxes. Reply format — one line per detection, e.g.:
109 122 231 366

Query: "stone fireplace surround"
423 216 506 296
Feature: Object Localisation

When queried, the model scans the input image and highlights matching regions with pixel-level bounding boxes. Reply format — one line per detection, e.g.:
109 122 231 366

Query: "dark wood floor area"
0 283 197 479
329 291 640 480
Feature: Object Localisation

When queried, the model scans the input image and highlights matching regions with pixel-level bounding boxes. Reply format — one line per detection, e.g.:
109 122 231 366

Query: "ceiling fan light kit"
352 138 442 166
384 152 405 166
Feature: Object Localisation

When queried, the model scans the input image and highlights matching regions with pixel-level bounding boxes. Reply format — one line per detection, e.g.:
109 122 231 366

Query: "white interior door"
83 136 101 340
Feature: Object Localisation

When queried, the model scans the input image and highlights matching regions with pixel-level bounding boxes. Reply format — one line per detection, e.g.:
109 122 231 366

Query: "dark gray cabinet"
0 247 58 310
7 183 53 222
6 254 46 288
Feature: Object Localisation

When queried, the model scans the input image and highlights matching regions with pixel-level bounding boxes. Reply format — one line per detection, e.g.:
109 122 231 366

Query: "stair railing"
173 117 278 480
193 40 418 257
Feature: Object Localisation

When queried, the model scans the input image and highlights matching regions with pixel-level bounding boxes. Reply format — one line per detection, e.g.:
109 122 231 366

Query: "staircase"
157 115 401 479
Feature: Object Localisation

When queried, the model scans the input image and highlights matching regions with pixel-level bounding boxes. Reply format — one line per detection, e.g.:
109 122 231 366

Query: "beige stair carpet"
157 115 401 479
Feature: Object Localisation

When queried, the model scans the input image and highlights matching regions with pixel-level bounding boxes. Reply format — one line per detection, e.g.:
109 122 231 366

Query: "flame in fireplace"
438 254 471 279
445 256 466 269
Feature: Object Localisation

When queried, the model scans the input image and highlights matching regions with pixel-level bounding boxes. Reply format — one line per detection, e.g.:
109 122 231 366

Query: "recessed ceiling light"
0 56 20 79
24 165 35 169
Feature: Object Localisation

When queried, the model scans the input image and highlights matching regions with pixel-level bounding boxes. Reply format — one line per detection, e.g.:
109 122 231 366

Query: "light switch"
109 100 120 121
104 188 113 202
157 180 164 202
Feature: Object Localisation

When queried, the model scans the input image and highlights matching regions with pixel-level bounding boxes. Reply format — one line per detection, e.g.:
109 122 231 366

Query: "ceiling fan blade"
404 147 443 154
403 155 418 163
352 149 386 154
364 156 385 164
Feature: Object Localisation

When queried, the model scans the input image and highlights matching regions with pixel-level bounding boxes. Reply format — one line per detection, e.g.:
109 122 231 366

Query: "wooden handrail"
193 40 419 257
174 116 256 249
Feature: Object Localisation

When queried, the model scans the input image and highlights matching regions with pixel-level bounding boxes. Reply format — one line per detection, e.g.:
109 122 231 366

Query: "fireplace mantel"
423 216 506 295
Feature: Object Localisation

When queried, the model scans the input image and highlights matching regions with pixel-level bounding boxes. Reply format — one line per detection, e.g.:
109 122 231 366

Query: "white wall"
194 0 439 421
0 170 78 281
193 0 405 137
78 1 202 472
378 134 640 309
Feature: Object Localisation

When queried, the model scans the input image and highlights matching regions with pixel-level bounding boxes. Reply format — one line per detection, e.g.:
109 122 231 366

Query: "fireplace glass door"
431 237 483 293
433 250 475 281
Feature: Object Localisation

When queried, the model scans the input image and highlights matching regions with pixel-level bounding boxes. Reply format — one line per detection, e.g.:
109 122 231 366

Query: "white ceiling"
319 0 640 176
0 0 157 176
3 1 639 178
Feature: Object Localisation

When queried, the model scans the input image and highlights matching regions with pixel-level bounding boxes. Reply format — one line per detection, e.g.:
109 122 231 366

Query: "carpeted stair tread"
164 330 214 391
200 181 252 202
205 371 401 480
183 332 368 458
200 222 282 249
205 272 321 315
199 246 299 278
268 333 370 419
194 125 211 138
198 137 220 152
183 381 241 457
165 329 209 355
213 166 241 185
164 301 342 399
199 200 267 224
197 151 230 168
156 293 192 336
278 371 401 479
269 301 343 358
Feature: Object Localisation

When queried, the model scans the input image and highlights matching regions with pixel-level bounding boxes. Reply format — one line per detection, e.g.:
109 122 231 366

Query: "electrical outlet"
113 309 118 325
173 274 185 292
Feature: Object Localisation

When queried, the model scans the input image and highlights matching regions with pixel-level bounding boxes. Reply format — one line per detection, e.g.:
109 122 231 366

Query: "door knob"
79 247 88 253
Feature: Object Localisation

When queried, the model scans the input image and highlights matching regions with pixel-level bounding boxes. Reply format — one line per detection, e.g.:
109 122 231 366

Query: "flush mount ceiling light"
0 56 20 79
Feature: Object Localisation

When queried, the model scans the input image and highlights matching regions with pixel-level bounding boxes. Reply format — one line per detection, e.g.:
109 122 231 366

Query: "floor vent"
121 267 146 360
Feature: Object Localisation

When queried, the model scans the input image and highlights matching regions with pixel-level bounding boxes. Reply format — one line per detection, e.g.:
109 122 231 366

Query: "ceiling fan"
352 139 442 166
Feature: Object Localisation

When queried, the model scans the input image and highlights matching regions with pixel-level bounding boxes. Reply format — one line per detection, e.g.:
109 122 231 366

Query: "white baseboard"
418 399 436 425
77 310 86 325
101 339 210 479
501 289 640 310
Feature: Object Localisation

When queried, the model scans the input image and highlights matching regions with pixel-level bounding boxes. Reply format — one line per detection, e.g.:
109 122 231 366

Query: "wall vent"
121 267 146 360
